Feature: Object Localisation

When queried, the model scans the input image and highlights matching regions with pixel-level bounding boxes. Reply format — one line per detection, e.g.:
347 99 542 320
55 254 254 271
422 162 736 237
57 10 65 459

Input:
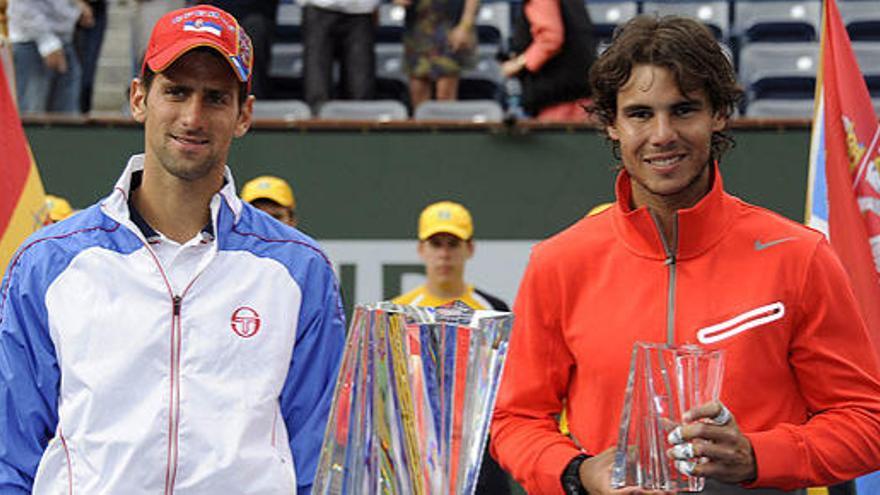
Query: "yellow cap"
418 201 473 240
45 194 74 223
587 202 613 216
241 176 296 209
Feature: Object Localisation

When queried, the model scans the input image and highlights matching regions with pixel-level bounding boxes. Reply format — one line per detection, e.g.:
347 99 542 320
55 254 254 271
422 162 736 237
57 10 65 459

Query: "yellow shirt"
392 284 495 310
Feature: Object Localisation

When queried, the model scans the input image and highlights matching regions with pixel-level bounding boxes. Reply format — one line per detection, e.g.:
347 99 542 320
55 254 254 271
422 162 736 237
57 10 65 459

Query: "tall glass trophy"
312 302 514 495
611 343 724 492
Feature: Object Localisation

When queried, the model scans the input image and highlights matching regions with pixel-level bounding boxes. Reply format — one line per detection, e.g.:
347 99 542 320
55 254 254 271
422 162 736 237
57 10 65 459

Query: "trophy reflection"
611 342 724 492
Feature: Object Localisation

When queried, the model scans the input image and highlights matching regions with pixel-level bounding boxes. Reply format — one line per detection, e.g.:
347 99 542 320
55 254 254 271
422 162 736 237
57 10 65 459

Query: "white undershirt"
148 230 215 296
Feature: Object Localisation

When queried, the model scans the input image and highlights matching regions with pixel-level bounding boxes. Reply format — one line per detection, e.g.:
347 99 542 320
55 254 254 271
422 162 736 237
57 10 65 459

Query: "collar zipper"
650 212 679 345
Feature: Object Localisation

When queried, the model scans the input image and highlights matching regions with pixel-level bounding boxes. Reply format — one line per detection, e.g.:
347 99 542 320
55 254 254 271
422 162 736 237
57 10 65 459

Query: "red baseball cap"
141 5 253 87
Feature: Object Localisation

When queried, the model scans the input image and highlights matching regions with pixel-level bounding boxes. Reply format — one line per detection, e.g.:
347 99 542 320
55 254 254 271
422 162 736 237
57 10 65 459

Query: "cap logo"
183 18 223 36
231 32 253 82
438 210 452 220
231 306 261 338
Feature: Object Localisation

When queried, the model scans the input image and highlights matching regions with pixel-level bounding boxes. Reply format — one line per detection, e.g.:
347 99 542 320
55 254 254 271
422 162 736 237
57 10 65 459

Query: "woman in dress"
395 0 479 110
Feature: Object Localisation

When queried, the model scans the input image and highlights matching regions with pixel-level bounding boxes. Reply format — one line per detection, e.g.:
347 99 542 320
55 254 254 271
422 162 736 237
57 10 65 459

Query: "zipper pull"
665 254 676 266
173 295 182 316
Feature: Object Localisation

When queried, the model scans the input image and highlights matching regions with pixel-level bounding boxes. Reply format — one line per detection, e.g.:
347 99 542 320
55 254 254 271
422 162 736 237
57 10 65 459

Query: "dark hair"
139 47 250 108
588 15 744 160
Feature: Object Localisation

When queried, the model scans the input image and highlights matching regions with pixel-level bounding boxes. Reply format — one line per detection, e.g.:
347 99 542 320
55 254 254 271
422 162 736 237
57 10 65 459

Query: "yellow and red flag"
0 45 46 276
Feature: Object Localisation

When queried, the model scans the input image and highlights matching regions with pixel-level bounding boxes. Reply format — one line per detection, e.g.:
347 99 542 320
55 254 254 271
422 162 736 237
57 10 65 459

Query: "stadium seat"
476 2 512 47
275 2 302 42
460 44 505 100
586 0 639 46
739 42 819 118
740 42 819 99
413 100 504 122
252 100 312 121
641 0 730 41
268 42 304 100
269 43 303 80
317 100 409 121
839 0 880 42
375 43 407 85
377 3 406 43
374 43 410 103
734 0 821 42
854 42 880 98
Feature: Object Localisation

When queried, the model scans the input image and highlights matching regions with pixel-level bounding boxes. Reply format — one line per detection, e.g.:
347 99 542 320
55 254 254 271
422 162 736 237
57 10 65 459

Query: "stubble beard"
156 146 223 183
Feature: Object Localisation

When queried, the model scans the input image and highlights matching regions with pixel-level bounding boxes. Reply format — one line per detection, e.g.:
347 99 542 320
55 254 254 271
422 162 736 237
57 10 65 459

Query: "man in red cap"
0 6 345 494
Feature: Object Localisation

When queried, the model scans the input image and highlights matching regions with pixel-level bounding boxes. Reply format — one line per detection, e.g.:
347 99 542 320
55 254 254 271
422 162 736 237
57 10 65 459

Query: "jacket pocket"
271 409 298 491
696 302 785 345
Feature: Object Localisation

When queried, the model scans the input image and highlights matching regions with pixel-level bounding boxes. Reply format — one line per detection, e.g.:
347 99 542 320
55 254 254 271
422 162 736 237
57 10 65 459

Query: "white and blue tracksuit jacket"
0 155 346 494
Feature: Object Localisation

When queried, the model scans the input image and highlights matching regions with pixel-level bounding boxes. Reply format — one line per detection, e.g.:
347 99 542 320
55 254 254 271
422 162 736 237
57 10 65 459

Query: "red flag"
809 0 880 356
0 44 47 276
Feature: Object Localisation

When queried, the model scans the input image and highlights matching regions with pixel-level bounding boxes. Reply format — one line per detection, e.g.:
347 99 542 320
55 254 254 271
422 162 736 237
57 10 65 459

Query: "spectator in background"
501 0 594 121
300 0 377 111
200 0 280 99
8 0 93 114
395 0 478 110
241 175 298 227
42 194 75 225
392 200 513 495
75 0 106 113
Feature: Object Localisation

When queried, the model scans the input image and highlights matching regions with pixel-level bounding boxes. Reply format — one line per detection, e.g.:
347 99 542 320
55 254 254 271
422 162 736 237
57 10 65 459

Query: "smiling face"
130 49 253 186
607 64 727 212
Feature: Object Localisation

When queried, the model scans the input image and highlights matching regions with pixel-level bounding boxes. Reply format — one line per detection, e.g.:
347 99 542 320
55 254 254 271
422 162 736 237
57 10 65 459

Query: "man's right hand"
43 49 68 73
579 447 675 495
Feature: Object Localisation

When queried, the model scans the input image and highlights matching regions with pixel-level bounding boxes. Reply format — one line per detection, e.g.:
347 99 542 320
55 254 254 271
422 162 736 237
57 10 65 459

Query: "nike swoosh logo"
754 237 797 251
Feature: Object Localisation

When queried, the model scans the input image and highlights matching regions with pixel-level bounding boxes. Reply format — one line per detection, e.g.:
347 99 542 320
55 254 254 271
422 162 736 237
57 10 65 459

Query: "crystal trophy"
312 302 514 495
611 342 724 492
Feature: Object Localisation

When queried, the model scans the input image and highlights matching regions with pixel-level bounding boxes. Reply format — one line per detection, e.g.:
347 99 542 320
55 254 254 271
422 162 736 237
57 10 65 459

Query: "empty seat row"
252 99 506 122
740 41 880 117
589 0 878 44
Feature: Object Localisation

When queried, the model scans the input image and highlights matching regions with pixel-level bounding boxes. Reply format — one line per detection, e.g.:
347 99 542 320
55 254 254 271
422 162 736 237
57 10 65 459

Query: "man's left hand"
666 401 758 485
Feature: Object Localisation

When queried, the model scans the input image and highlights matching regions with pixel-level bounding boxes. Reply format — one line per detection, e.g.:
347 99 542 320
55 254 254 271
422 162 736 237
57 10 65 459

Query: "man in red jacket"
490 15 880 495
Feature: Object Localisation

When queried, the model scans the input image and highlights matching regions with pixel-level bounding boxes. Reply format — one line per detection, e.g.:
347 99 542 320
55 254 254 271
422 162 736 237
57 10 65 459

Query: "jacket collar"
611 162 737 260
101 154 244 240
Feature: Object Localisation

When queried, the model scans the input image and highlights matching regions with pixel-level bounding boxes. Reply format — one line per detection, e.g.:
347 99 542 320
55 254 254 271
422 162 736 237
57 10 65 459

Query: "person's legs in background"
409 77 432 110
48 42 82 113
435 74 458 100
340 12 375 100
303 5 338 111
12 42 51 113
76 1 108 113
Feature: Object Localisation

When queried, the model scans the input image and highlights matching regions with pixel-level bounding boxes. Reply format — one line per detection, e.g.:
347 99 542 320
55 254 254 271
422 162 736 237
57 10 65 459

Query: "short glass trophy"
611 342 724 492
